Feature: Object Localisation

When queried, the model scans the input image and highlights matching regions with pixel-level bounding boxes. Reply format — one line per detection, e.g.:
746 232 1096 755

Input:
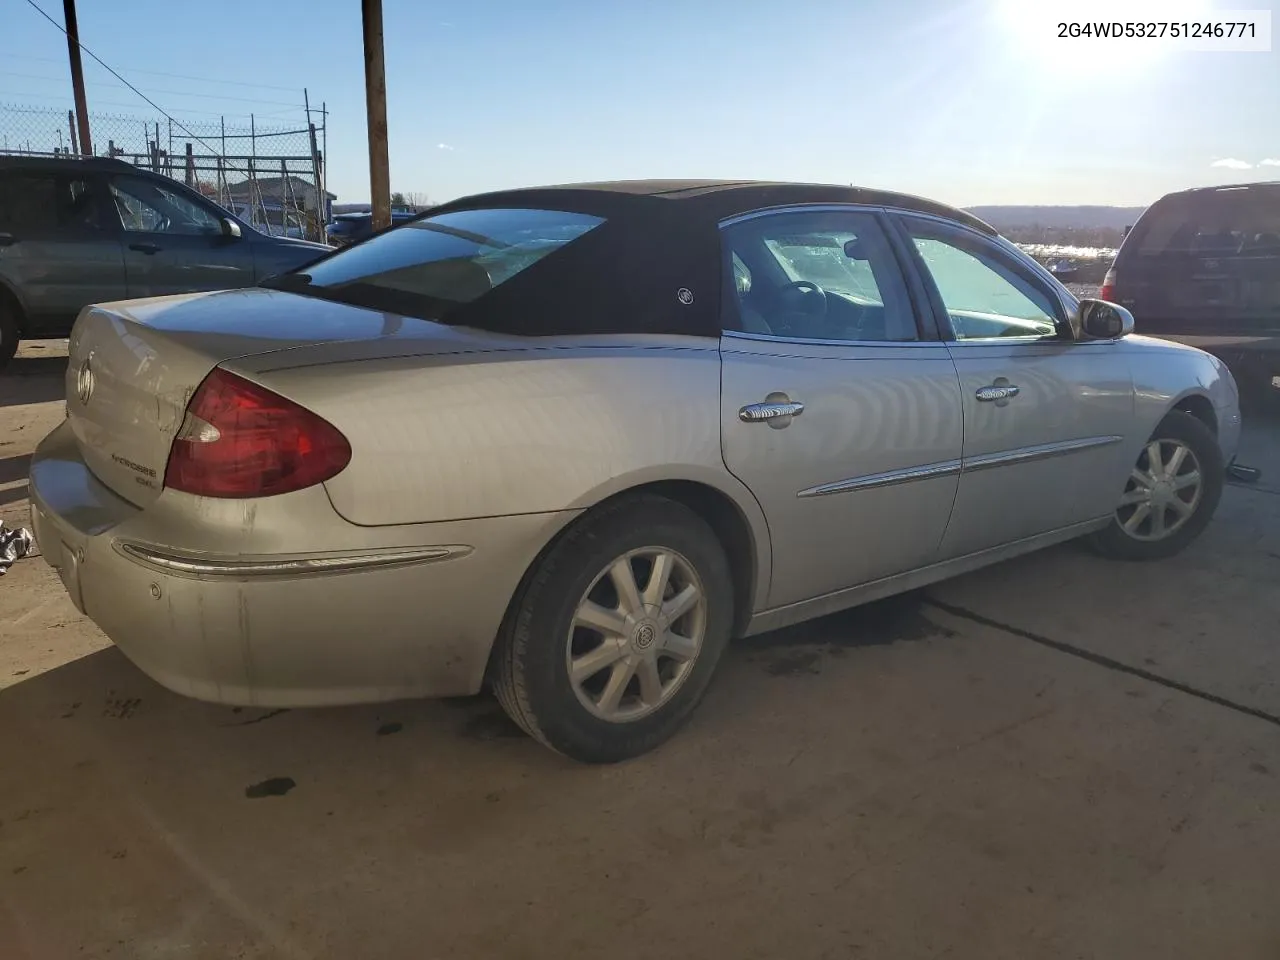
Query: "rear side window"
298 207 605 308
0 172 100 233
1130 190 1280 257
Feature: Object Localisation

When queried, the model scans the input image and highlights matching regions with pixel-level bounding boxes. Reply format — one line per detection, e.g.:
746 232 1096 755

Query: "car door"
107 173 255 297
895 214 1136 559
0 167 126 335
719 207 965 610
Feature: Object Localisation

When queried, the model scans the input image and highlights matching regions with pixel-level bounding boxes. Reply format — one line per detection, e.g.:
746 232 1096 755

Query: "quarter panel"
263 342 732 526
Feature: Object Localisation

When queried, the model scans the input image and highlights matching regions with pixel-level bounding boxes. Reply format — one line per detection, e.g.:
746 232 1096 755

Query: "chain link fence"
1 103 330 242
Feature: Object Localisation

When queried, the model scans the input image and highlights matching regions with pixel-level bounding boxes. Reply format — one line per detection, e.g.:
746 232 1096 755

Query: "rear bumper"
29 420 575 707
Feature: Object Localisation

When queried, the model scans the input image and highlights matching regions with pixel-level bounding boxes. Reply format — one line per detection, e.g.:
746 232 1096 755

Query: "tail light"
164 369 351 498
1100 266 1117 302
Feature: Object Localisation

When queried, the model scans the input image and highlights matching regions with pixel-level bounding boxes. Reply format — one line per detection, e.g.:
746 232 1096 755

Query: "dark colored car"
0 155 330 369
326 210 420 246
1103 181 1280 407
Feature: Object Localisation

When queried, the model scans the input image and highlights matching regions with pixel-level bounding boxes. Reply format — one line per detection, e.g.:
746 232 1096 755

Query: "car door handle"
129 242 161 255
739 400 805 423
975 384 1019 402
0 232 15 247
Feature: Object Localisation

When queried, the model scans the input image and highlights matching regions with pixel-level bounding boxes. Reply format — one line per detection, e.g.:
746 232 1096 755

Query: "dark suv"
1104 182 1280 408
0 156 330 369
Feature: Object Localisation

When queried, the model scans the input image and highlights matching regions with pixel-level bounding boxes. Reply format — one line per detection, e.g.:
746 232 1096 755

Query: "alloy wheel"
566 547 707 723
1116 438 1204 542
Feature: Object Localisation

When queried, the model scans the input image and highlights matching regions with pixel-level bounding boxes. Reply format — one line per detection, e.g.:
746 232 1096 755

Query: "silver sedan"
29 180 1244 762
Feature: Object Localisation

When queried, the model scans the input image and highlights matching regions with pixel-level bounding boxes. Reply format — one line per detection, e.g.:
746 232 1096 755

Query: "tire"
0 297 19 373
493 494 734 763
1088 411 1224 561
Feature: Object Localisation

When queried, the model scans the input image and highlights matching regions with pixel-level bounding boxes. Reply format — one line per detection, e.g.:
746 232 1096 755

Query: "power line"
5 53 308 93
19 0 292 171
0 90 301 123
0 71 305 108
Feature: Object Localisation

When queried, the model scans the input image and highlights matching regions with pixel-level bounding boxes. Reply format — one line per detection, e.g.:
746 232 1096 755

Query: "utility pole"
62 0 93 156
362 0 391 230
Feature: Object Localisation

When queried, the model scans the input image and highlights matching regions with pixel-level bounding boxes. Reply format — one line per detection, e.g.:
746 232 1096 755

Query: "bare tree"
402 191 432 211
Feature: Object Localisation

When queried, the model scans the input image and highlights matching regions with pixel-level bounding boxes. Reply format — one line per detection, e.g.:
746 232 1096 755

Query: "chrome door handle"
739 400 805 422
975 384 1019 403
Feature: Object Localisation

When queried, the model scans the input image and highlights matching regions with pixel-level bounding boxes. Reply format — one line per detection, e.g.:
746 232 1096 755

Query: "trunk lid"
65 287 527 506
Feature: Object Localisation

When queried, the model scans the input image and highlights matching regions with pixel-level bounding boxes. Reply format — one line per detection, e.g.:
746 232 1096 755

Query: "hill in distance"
964 205 1147 231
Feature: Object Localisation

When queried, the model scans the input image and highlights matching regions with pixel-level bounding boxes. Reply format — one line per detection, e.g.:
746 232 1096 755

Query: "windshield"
267 207 604 317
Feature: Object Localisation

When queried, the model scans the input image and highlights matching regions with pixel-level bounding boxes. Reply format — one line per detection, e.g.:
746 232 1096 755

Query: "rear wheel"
1088 411 1223 561
493 495 734 763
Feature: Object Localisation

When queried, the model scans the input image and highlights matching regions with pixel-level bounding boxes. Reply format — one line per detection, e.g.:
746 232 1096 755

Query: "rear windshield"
1129 189 1280 257
269 207 604 317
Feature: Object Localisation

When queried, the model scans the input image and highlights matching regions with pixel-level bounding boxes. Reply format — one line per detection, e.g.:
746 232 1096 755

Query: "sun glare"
997 0 1213 70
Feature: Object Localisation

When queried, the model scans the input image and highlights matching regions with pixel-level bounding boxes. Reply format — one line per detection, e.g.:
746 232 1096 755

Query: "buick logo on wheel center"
76 354 95 406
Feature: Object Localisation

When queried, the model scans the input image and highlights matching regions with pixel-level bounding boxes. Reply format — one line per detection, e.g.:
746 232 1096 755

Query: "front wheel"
1088 411 1224 561
492 495 734 763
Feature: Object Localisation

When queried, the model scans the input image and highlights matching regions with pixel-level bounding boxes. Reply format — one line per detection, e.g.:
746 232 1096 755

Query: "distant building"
226 175 337 219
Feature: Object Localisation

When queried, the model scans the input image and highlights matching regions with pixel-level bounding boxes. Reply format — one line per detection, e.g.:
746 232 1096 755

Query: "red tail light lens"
1099 267 1117 302
164 369 351 498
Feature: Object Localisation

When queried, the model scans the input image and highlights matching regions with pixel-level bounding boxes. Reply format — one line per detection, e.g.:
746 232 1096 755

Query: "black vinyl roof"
423 179 997 340
435 179 996 235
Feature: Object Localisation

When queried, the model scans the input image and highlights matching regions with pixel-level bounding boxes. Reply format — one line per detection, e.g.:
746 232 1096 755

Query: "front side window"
273 207 604 316
904 218 1061 341
0 172 100 233
110 176 222 236
721 210 917 342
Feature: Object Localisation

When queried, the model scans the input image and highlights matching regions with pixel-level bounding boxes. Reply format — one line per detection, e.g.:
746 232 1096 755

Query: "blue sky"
4 0 1279 207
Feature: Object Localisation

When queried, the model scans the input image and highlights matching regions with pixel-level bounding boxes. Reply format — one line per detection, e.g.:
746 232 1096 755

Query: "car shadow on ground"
0 355 68 409
0 589 949 774
0 588 960 833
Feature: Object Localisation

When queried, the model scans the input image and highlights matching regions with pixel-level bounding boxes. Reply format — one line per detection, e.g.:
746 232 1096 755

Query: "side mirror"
220 217 242 240
843 238 869 260
1076 298 1134 340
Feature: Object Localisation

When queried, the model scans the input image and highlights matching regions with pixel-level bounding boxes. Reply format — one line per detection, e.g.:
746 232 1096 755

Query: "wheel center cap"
632 620 658 651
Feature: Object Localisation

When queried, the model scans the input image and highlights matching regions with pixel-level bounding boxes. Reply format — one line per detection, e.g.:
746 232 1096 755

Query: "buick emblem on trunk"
76 355 95 406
